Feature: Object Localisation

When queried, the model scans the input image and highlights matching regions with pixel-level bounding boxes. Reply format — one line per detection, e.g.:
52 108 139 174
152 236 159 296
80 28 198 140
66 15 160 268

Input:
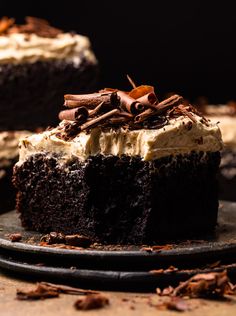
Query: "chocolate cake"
0 16 97 211
203 104 236 201
13 85 223 244
0 16 98 130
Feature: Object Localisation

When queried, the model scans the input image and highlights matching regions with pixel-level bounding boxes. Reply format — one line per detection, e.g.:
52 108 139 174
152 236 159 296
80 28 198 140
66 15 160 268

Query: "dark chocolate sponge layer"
0 57 98 131
218 148 236 201
13 151 220 244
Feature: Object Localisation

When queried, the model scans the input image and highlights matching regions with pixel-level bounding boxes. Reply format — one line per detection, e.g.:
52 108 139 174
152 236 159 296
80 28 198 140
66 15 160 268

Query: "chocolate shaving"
40 282 98 295
117 91 144 114
65 234 92 247
80 109 120 131
157 271 230 299
8 16 62 38
17 282 98 300
58 85 210 140
126 74 137 88
64 92 119 109
9 233 22 242
59 107 88 122
74 293 109 310
40 232 92 248
17 283 59 300
40 232 65 244
137 92 158 108
135 94 183 123
0 17 15 34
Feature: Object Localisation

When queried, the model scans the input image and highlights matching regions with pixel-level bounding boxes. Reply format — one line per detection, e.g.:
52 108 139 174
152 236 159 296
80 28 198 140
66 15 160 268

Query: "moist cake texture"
13 85 223 243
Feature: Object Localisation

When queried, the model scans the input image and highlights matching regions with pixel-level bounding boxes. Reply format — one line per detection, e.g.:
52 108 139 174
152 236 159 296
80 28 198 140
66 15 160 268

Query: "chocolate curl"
80 109 120 131
129 85 154 99
88 101 105 117
59 107 88 122
108 116 131 124
135 94 183 123
126 74 137 88
155 94 183 114
64 92 119 109
177 105 197 123
137 92 158 109
117 91 144 114
0 17 15 34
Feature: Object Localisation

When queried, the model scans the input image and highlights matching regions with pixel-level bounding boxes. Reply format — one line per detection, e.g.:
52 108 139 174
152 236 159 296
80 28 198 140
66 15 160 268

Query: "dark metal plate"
1 252 236 291
0 201 236 271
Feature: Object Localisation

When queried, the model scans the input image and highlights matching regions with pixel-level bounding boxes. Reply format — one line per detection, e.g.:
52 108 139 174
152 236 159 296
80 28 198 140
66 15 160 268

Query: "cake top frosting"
0 17 96 65
56 82 213 141
16 81 223 163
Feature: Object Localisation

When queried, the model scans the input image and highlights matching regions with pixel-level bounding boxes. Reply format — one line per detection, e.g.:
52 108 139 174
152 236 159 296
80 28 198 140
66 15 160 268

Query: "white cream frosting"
0 33 96 65
0 131 32 168
17 114 223 165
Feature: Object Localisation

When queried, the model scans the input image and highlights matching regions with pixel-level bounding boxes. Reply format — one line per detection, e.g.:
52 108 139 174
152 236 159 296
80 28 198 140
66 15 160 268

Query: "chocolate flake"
9 233 22 242
40 232 65 244
74 293 109 310
16 283 59 300
65 234 92 247
157 270 230 299
7 16 62 38
16 282 98 301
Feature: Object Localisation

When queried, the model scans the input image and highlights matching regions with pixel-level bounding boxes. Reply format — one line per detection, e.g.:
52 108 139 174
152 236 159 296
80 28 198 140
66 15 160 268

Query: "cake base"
13 151 220 244
0 57 98 130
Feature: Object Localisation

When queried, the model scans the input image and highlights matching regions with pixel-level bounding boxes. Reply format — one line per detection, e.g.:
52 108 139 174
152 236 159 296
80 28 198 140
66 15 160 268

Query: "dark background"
1 1 236 103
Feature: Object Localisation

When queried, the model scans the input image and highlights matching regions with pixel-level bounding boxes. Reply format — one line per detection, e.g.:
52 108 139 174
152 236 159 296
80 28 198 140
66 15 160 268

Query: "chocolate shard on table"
13 84 223 244
200 103 236 201
0 16 98 212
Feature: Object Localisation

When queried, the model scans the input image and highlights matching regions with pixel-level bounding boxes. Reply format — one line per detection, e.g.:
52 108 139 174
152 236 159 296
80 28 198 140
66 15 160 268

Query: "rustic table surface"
1 270 236 316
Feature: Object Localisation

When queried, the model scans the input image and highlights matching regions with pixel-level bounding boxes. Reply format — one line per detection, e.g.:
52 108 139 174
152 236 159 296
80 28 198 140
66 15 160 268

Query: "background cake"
13 85 223 244
203 104 236 201
0 16 98 212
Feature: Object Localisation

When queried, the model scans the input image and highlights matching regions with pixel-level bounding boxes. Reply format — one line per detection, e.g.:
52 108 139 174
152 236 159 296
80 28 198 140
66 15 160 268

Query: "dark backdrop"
1 1 236 103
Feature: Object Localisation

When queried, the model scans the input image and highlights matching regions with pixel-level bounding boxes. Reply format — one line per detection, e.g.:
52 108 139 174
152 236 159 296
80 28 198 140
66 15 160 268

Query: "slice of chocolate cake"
13 85 223 244
0 16 98 130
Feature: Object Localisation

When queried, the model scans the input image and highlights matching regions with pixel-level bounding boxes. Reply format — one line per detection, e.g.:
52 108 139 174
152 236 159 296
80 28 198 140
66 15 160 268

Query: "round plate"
1 252 236 290
1 201 236 271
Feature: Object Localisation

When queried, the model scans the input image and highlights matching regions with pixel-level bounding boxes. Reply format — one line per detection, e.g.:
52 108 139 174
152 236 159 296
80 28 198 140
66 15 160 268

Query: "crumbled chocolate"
39 282 98 295
74 293 109 310
16 283 59 300
40 232 92 248
16 282 98 300
40 232 65 244
58 83 207 141
141 244 173 252
9 233 22 242
65 234 92 247
0 17 15 34
0 16 62 38
157 271 230 299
